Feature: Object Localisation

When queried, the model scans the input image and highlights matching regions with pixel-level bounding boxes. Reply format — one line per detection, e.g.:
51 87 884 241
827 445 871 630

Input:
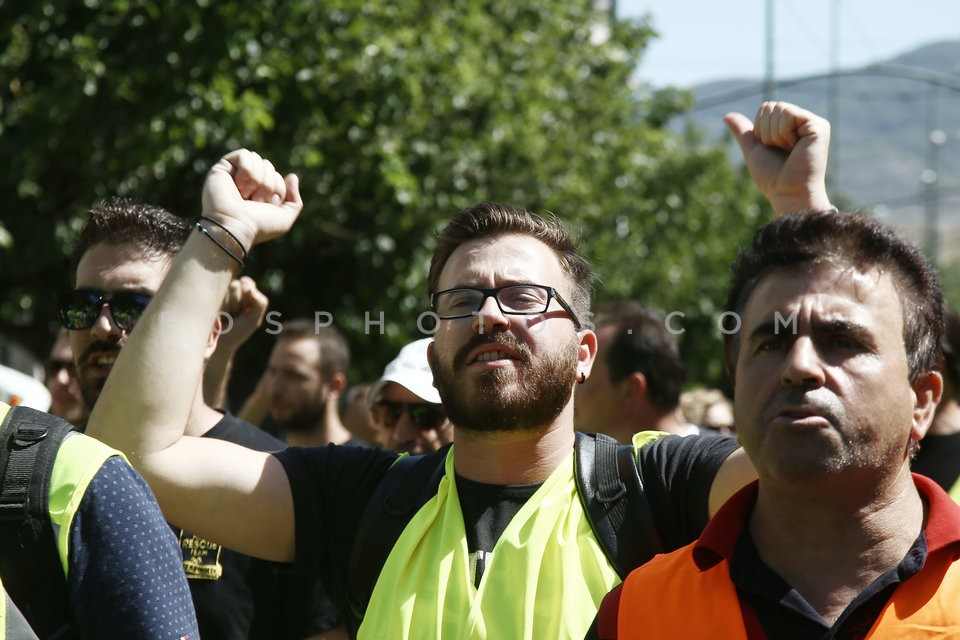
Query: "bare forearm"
766 188 833 217
85 230 237 462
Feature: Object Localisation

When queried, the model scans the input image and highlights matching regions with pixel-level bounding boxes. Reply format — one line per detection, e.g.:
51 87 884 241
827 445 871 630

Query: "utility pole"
764 0 775 101
827 0 841 192
924 83 944 267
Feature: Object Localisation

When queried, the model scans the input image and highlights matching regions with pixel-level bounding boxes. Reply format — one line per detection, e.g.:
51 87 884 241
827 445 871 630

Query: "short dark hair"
723 210 943 383
71 197 192 269
595 302 685 412
277 318 351 381
427 202 595 321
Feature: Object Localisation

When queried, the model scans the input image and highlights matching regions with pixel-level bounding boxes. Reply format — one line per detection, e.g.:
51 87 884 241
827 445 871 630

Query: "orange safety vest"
617 540 960 638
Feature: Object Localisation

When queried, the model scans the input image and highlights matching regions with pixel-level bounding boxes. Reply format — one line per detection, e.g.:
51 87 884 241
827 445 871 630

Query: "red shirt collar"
693 473 960 569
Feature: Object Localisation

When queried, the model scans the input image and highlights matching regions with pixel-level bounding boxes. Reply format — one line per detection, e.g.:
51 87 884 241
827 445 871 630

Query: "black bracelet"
195 221 244 267
199 216 250 261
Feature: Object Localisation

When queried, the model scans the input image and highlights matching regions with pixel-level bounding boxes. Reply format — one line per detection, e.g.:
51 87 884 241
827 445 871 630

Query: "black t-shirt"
183 412 341 639
912 431 960 493
274 432 738 605
456 475 541 586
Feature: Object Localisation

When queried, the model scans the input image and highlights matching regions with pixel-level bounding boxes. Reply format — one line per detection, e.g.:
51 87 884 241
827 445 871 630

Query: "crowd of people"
1 99 957 638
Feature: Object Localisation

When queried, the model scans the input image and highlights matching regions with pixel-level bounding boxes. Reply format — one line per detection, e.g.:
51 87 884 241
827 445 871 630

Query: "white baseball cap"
368 338 441 406
0 364 52 412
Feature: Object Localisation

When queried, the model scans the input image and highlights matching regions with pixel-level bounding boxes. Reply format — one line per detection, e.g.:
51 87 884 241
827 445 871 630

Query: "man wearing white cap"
368 338 452 455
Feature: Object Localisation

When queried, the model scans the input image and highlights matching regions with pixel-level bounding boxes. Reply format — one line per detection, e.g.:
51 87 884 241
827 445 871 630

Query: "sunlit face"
372 382 452 455
733 261 933 483
702 401 734 433
429 233 592 433
267 337 329 433
46 330 87 425
70 242 170 409
575 324 625 433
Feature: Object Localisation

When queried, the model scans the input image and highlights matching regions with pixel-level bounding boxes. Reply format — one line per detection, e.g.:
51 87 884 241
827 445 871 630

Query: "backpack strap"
574 431 663 579
344 444 452 635
0 406 75 637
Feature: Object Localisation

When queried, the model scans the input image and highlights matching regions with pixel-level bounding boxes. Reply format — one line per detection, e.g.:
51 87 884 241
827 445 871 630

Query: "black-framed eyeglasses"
373 400 447 431
56 289 152 332
431 284 582 330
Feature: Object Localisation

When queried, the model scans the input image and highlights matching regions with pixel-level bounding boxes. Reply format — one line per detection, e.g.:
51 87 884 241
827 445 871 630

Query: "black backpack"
0 406 75 638
344 432 663 634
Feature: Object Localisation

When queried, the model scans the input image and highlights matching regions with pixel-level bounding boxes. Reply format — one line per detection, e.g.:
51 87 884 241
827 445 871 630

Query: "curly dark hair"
71 197 191 269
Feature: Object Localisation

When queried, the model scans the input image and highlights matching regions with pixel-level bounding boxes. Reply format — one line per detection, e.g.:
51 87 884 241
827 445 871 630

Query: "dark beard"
431 332 579 433
272 403 326 434
78 375 106 416
75 341 119 412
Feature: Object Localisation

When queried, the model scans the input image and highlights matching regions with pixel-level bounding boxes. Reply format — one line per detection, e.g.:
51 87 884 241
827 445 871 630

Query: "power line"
691 64 960 111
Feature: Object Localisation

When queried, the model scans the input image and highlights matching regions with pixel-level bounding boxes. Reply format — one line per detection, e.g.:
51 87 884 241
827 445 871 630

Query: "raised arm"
85 150 302 562
724 101 833 215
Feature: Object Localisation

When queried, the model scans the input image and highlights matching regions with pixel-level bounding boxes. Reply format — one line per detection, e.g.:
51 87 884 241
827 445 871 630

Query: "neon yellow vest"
0 403 120 577
47 432 122 574
358 431 664 639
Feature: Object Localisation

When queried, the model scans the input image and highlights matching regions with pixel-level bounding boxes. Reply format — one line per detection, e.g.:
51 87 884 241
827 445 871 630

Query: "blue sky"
618 0 960 88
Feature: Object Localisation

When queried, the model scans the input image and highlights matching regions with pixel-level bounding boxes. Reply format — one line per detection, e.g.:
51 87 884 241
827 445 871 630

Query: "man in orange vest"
592 103 960 638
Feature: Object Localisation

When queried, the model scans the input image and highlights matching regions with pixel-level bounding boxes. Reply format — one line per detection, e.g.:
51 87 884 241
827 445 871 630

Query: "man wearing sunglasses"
367 338 453 455
87 102 833 638
60 197 343 639
44 328 88 426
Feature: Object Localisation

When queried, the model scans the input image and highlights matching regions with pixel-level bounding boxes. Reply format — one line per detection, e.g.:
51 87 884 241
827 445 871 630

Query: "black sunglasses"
44 358 75 379
56 289 152 332
373 400 446 430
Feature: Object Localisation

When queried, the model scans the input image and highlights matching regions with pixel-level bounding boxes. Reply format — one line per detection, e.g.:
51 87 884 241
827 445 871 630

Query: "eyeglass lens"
435 285 550 317
57 290 152 332
376 401 446 430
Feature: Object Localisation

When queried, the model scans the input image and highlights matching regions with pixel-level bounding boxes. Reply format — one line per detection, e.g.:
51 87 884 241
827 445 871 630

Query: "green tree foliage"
0 0 761 397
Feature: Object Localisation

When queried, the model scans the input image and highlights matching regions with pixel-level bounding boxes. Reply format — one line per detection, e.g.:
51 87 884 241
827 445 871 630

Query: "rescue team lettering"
179 529 223 580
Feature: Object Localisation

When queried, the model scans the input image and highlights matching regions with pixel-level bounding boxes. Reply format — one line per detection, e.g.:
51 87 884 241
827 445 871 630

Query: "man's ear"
327 372 347 395
577 329 598 380
623 372 648 402
911 370 943 441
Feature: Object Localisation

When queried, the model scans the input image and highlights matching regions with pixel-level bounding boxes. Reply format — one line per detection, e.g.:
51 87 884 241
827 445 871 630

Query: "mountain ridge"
682 39 960 262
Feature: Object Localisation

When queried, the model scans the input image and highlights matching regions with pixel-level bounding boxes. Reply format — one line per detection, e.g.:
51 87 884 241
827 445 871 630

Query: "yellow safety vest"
359 431 664 639
0 402 120 596
47 431 122 574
